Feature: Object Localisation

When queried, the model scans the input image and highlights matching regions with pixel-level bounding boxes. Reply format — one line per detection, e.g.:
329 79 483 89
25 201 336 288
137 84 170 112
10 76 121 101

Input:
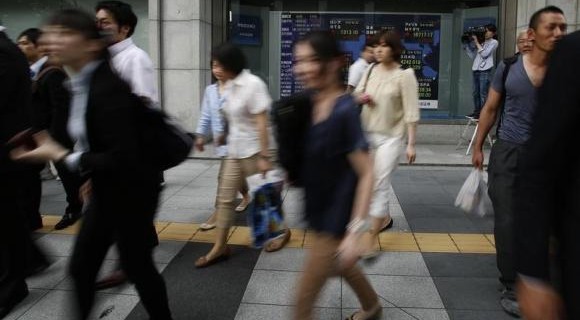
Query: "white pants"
367 133 403 219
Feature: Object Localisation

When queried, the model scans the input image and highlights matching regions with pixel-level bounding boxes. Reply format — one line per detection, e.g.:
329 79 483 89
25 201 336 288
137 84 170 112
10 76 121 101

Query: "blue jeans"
472 69 492 115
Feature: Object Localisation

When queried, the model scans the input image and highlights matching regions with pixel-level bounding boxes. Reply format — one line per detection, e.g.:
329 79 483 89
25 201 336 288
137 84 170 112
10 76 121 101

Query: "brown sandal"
264 229 291 252
194 247 231 268
345 304 382 320
235 198 250 212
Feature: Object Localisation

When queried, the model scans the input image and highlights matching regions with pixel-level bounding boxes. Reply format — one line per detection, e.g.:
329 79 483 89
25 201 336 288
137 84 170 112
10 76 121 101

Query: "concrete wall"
149 0 213 132
517 0 579 33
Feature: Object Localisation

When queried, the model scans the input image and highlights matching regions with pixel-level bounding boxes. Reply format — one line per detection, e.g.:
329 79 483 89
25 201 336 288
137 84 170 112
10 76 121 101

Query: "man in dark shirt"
472 6 567 317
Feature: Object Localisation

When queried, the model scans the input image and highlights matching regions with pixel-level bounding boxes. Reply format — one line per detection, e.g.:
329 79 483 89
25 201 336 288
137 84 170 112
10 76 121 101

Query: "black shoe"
467 112 480 119
54 212 81 230
500 288 521 318
0 285 29 318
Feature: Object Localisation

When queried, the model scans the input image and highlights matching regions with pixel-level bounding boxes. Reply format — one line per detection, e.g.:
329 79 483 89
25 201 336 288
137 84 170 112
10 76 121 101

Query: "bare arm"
475 88 501 149
406 122 418 164
255 111 269 155
472 87 502 169
255 111 272 175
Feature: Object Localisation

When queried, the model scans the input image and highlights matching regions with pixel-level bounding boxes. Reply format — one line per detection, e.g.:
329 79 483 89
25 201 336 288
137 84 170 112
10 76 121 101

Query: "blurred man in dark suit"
516 30 580 320
18 28 82 231
0 24 35 318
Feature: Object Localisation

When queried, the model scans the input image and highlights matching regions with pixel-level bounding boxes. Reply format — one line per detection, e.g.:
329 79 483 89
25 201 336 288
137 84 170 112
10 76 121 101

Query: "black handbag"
271 90 313 186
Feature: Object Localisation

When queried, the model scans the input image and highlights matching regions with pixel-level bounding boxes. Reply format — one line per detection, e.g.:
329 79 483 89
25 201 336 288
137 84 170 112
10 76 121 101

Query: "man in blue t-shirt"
471 6 567 318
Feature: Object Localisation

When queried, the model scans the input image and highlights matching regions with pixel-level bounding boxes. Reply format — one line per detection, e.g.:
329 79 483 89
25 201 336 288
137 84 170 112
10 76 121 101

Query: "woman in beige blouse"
354 30 419 257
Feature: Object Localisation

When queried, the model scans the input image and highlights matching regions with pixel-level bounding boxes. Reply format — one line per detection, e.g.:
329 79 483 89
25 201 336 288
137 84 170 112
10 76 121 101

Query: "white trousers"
367 133 403 219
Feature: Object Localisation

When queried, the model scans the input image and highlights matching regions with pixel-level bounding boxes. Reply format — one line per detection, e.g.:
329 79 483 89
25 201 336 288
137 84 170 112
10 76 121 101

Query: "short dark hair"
361 37 377 52
47 9 102 41
18 28 42 46
95 1 138 37
211 43 247 76
375 30 403 63
485 24 497 33
529 5 564 30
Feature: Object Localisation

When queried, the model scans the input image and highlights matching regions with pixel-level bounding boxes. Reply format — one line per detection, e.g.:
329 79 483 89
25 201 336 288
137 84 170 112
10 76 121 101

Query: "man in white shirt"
346 39 376 93
96 0 158 106
94 0 160 290
463 24 499 119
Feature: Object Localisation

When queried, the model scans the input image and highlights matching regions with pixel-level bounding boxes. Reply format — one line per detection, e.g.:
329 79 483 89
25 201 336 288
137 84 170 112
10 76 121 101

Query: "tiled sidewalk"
4 160 512 320
38 216 496 254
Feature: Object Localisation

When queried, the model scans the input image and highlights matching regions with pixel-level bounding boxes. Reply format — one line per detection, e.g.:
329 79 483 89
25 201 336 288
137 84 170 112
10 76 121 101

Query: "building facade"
1 0 579 132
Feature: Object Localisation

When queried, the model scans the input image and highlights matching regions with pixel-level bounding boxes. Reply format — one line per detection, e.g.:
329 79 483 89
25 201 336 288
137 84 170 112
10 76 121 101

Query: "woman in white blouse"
354 30 420 257
195 43 290 268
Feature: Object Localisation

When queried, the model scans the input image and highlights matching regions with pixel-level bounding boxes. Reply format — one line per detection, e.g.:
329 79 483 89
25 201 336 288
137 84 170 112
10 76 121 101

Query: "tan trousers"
294 233 379 320
215 154 260 228
214 158 249 209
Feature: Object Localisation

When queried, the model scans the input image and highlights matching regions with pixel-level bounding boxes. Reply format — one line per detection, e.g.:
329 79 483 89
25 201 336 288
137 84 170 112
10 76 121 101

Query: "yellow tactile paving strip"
38 215 496 254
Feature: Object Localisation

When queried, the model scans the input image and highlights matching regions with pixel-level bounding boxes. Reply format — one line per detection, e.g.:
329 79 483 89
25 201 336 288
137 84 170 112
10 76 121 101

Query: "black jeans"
68 180 171 319
488 139 525 287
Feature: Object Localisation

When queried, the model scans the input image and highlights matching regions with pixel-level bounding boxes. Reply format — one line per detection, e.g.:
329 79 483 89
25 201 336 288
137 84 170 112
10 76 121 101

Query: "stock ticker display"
280 12 441 109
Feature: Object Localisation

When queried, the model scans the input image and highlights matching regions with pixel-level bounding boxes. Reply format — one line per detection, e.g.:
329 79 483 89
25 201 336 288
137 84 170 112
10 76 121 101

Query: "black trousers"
488 139 525 287
68 178 171 320
18 168 42 230
54 161 82 216
0 172 34 306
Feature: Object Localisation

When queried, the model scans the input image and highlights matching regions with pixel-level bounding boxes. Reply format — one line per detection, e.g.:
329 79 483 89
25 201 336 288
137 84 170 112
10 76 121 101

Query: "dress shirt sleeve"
347 62 363 87
401 69 420 124
195 86 212 137
126 52 159 105
478 39 498 59
247 79 272 115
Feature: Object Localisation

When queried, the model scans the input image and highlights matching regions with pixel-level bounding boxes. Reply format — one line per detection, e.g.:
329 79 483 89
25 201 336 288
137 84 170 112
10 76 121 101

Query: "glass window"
226 0 501 119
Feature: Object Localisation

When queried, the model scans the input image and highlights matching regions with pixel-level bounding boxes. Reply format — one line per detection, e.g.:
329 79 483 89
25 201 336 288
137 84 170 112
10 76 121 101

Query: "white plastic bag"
455 169 491 217
245 169 285 199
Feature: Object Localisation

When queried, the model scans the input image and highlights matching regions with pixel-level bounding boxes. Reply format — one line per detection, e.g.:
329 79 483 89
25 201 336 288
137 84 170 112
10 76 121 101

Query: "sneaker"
54 212 81 230
500 288 521 318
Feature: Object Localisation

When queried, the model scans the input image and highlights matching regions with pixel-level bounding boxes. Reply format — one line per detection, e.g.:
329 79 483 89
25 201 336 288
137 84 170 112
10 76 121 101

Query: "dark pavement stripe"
126 242 261 320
